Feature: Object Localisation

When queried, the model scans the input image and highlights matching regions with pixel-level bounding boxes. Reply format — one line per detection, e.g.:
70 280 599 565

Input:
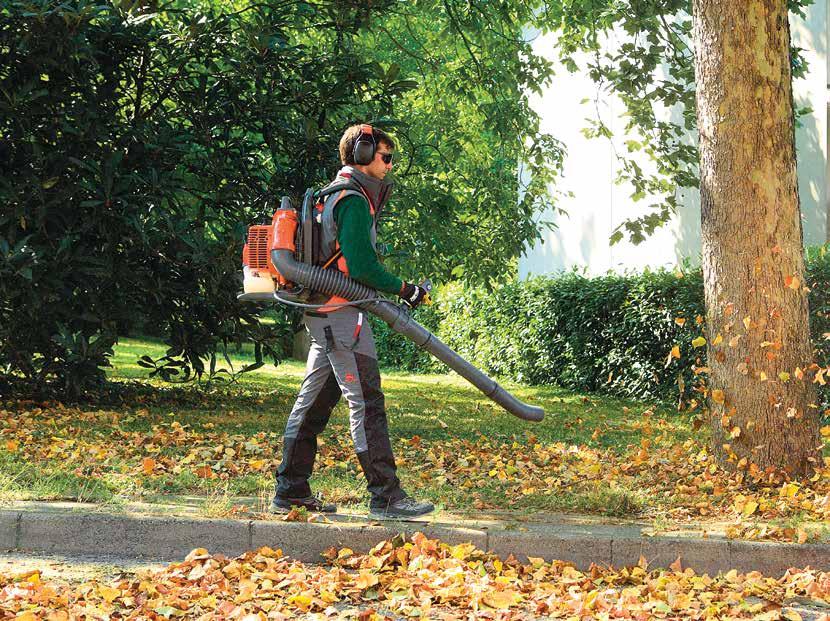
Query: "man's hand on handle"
399 279 432 309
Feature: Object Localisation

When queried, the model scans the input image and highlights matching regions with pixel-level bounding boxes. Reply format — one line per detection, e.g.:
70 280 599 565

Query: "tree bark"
693 0 820 476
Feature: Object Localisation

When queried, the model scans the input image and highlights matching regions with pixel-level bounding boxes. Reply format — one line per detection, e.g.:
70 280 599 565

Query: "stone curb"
1 509 827 576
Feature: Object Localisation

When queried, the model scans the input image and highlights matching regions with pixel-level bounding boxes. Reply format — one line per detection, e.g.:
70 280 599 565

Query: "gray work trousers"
275 306 406 508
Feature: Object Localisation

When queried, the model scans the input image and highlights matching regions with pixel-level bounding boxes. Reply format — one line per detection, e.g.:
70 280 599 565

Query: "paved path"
0 500 827 576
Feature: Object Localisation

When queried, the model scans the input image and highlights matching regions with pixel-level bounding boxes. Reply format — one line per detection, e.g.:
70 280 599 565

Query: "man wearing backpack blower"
271 124 433 519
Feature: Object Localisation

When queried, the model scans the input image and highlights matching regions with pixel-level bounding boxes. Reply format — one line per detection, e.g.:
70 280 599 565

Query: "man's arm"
334 195 403 295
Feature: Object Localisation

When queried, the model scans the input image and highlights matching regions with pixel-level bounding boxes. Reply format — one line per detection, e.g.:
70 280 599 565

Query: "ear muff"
352 124 376 166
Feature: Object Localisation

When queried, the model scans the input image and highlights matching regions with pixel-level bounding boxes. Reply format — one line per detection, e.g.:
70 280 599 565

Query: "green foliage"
541 0 815 245
0 0 562 397
807 246 830 371
371 303 443 373
0 0 397 396
364 1 565 287
433 269 706 400
378 251 830 406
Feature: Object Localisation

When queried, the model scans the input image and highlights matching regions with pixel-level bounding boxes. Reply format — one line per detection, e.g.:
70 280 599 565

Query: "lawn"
1 335 828 543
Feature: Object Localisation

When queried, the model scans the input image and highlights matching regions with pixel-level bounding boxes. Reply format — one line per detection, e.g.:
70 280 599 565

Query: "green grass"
0 454 124 505
0 334 693 518
109 335 692 449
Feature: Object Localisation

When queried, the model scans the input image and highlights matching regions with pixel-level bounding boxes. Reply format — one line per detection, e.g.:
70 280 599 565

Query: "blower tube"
270 248 545 423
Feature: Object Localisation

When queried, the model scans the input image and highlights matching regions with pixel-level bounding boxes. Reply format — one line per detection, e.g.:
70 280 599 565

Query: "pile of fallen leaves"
1 534 829 620
1 403 830 542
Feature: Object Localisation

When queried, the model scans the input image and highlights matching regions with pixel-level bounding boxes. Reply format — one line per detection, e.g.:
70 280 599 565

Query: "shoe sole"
269 505 337 514
368 509 435 521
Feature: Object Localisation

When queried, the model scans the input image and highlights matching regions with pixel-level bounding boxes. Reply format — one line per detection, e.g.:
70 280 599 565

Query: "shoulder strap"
315 174 363 200
316 174 376 216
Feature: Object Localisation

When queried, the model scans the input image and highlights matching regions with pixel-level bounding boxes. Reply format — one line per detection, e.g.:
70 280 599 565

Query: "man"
270 124 433 519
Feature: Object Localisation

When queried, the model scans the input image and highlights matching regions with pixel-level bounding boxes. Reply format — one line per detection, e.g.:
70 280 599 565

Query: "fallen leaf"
483 590 518 609
142 457 156 475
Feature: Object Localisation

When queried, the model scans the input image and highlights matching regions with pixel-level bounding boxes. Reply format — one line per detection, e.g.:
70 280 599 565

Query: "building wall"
520 4 828 279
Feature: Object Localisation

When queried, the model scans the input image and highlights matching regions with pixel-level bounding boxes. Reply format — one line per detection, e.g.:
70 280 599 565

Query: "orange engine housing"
244 207 297 287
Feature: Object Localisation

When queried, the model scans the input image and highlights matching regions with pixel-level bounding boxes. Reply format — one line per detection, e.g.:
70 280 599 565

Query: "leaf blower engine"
238 191 544 423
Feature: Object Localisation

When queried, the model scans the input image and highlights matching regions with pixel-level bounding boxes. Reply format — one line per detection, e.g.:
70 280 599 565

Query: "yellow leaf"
482 590 517 609
337 548 353 560
249 459 266 471
25 571 40 584
712 389 725 404
98 584 121 603
5 440 19 452
742 500 758 517
185 548 210 561
796 528 809 544
743 316 752 331
691 336 707 348
730 426 741 439
674 317 686 326
782 610 803 621
820 425 830 437
785 275 800 290
781 483 799 498
16 612 38 621
287 593 313 609
713 334 723 346
779 372 790 382
759 371 768 381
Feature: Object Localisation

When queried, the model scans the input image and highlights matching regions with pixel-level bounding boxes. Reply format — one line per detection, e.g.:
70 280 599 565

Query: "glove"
399 281 428 309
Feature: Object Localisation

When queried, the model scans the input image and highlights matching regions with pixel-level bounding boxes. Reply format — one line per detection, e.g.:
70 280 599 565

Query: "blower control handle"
418 279 433 306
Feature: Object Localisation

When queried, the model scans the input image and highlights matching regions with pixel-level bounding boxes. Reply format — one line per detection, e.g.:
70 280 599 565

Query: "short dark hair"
339 124 396 165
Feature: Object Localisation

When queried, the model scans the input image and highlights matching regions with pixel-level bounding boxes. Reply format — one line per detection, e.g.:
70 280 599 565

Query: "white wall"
520 4 827 279
793 0 828 246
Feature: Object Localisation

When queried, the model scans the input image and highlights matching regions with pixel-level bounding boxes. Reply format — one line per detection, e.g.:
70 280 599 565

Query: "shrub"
0 0 399 397
376 250 830 405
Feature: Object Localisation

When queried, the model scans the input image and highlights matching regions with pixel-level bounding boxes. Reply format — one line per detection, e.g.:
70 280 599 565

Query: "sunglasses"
378 151 394 164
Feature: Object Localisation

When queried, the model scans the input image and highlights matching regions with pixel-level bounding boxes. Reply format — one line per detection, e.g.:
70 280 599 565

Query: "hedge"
374 248 830 404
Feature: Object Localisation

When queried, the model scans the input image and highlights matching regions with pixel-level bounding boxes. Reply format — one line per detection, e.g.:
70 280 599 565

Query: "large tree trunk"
693 0 820 476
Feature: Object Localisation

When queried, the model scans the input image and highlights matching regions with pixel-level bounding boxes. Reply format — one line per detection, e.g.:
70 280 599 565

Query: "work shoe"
270 494 337 514
369 497 434 520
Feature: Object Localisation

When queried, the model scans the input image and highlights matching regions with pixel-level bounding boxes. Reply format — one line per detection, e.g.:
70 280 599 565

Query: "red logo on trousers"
345 373 356 383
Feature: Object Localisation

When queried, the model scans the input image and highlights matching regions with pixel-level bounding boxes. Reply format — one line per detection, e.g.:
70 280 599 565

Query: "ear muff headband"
353 124 376 166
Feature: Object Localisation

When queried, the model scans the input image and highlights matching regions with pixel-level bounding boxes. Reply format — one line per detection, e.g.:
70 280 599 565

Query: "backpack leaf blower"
239 195 545 423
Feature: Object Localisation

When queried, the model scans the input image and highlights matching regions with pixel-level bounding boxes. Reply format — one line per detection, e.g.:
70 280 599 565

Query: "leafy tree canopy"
0 0 562 396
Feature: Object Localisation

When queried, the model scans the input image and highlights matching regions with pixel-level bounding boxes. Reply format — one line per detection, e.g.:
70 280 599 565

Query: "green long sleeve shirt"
334 195 403 295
